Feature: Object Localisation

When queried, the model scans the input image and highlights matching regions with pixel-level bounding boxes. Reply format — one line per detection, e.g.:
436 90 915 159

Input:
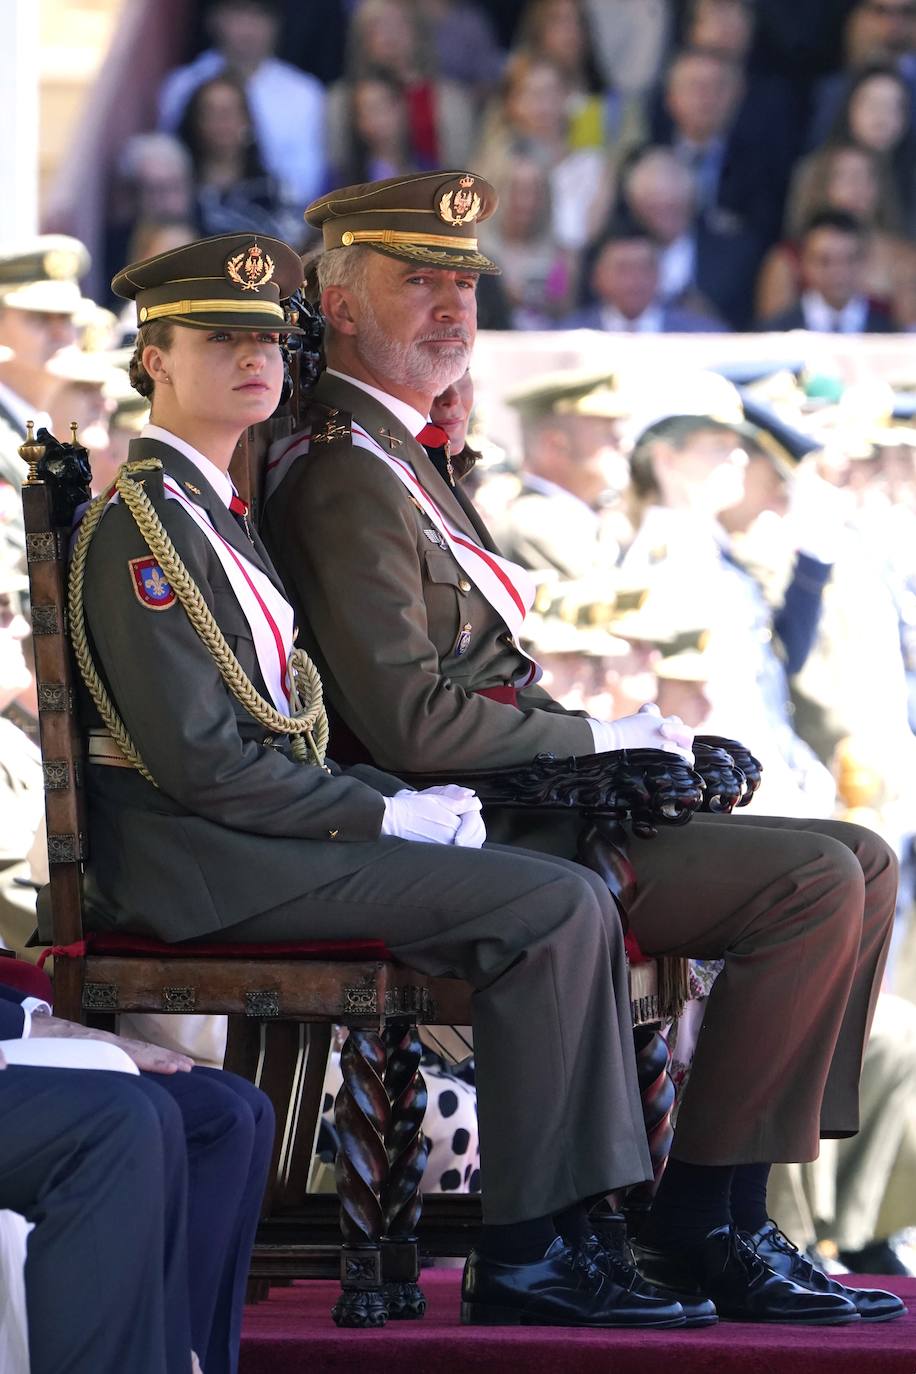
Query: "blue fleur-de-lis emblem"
129 556 176 610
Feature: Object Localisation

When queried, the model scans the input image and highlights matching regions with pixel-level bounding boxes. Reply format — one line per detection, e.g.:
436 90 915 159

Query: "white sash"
81 482 296 715
266 423 542 687
161 478 295 714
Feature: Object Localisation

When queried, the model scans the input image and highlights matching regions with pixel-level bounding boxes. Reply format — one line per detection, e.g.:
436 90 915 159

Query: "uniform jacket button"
458 578 471 592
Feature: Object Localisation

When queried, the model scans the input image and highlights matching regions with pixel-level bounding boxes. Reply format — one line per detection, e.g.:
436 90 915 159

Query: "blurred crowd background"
3 0 916 1275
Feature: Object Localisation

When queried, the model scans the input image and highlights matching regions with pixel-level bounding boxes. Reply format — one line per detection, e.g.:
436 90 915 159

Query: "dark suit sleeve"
82 484 386 842
0 986 26 1038
263 445 595 773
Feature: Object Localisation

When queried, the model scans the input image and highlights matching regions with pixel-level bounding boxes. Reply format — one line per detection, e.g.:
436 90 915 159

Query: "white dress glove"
380 785 486 848
587 703 695 762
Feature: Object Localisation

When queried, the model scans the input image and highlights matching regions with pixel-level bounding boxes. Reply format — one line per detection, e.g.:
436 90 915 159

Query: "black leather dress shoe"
579 1234 718 1327
748 1223 906 1323
632 1224 860 1324
461 1237 686 1327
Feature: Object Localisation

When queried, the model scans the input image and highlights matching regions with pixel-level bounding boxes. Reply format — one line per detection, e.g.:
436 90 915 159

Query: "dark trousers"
0 1066 192 1374
151 1068 274 1374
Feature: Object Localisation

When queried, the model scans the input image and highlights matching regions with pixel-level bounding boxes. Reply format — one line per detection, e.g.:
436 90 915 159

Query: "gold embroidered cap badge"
225 242 276 293
436 174 482 227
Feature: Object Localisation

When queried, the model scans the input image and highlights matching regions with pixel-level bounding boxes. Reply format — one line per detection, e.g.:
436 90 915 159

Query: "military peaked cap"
111 233 304 332
506 369 630 422
0 235 90 315
306 171 501 274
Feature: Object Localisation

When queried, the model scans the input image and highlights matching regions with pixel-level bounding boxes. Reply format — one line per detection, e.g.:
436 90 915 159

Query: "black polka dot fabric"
320 1051 481 1196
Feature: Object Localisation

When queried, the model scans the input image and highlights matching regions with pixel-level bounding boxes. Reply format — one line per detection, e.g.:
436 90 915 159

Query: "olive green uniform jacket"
79 436 406 941
262 372 595 775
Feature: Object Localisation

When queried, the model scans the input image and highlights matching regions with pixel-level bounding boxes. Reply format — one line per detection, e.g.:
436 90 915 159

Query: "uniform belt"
87 731 136 769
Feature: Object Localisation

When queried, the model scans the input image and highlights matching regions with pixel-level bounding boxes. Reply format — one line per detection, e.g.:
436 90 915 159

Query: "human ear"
320 286 358 336
142 344 171 385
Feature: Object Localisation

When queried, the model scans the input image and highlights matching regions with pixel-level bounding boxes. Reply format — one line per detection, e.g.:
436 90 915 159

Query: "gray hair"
316 244 373 296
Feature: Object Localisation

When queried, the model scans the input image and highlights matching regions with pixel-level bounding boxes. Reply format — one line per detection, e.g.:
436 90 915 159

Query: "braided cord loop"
68 458 329 788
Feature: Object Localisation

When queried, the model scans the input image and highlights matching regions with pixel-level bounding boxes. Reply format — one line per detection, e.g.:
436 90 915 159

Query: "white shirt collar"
326 368 428 438
141 423 235 508
800 291 868 334
598 302 665 334
0 377 51 435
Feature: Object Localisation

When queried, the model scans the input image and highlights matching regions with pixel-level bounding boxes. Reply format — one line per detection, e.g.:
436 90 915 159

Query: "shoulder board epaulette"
123 457 163 477
305 404 352 447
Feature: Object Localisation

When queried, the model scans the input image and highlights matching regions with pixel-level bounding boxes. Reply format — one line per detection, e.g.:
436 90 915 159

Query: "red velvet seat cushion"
41 930 651 967
40 931 393 965
0 957 55 1002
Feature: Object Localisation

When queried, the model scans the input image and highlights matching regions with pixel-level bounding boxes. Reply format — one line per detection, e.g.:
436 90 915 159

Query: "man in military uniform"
488 371 632 580
0 237 88 579
261 170 902 1323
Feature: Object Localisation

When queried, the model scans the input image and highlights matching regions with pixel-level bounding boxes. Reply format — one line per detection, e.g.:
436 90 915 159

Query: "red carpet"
241 1270 916 1374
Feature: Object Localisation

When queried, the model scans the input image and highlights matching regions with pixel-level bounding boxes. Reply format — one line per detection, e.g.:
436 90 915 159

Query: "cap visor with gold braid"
306 171 501 274
111 233 305 332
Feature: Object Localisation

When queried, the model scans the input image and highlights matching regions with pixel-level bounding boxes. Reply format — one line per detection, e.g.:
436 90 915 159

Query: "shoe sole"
716 1311 862 1325
858 1307 908 1323
460 1302 686 1328
680 1312 719 1329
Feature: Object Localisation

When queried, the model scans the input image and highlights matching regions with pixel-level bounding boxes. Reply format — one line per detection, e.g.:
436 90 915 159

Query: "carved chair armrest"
401 748 705 839
693 736 764 813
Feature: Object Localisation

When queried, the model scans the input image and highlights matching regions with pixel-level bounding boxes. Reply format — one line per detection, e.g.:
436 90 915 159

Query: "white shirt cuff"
20 998 52 1039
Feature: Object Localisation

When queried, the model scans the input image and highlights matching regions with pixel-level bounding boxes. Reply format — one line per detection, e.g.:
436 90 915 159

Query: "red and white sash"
266 424 542 687
85 482 296 715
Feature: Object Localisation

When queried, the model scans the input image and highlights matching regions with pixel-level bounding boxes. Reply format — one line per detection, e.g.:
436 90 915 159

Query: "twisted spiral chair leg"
381 1020 429 1320
331 1028 391 1328
625 1026 676 1238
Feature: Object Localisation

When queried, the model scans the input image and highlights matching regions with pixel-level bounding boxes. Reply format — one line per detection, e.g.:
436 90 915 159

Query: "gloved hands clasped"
381 784 486 847
588 702 695 763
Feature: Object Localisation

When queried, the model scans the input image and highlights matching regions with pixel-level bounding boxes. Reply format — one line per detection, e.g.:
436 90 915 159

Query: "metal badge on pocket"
453 622 472 656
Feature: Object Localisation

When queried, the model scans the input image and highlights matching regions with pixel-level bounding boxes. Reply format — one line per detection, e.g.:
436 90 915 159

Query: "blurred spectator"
0 549 42 956
757 209 897 331
760 143 916 328
474 54 610 250
325 0 475 182
126 219 199 269
808 0 916 151
492 370 632 578
742 0 857 81
650 46 792 253
679 0 809 190
512 0 643 149
104 135 196 294
333 72 415 184
478 152 575 326
564 219 725 332
159 0 327 208
277 0 350 85
620 143 761 327
176 73 301 243
622 383 837 814
814 63 916 232
416 0 505 92
46 348 117 493
582 0 671 98
683 0 755 59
